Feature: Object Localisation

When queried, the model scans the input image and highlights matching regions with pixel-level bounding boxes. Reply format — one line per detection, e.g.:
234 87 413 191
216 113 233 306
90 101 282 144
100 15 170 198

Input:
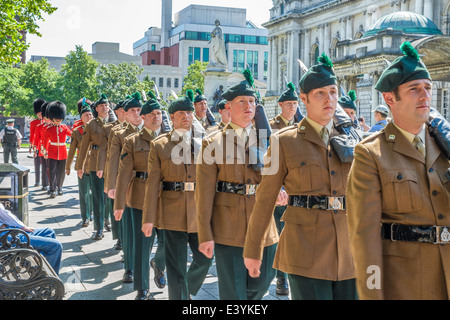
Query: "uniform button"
329 152 332 157
300 162 306 166
247 179 251 183
331 171 335 175
333 210 338 214
438 214 444 220
432 190 438 196
187 175 191 179
397 174 403 180
247 164 252 169
332 190 337 195
429 168 434 172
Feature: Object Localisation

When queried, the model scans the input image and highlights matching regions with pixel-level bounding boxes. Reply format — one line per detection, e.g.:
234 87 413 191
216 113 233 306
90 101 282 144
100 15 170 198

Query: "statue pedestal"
203 69 232 111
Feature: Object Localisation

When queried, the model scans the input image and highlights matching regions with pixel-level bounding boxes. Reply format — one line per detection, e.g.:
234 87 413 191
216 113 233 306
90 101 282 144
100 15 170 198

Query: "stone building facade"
264 0 450 125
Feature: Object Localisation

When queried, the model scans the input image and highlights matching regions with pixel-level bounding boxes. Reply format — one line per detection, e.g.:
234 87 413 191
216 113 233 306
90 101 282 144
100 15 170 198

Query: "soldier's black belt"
216 181 258 196
91 145 99 150
382 223 450 244
135 172 148 180
288 195 345 210
161 181 195 192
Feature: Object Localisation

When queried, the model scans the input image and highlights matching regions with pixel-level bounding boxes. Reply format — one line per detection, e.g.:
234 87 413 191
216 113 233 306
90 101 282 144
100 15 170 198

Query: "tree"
19 58 62 115
182 61 207 94
59 45 99 114
0 62 31 116
96 62 153 102
0 0 57 64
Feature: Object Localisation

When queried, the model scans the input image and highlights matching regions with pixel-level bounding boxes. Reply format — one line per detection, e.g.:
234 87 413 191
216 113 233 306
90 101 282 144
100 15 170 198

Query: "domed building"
264 0 450 124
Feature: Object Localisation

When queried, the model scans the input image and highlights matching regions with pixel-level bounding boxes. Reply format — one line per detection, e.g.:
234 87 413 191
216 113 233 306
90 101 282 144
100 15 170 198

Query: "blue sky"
26 0 272 60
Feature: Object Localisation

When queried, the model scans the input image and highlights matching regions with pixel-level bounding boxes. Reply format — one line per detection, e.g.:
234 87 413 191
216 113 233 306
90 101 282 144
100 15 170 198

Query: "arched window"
310 44 319 65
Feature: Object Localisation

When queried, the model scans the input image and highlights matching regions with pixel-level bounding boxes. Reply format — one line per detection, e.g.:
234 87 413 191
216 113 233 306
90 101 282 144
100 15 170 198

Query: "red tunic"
42 124 72 160
29 119 42 147
33 122 50 157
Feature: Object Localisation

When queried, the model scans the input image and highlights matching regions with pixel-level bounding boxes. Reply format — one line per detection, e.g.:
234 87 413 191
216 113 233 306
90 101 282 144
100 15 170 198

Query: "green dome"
363 11 442 38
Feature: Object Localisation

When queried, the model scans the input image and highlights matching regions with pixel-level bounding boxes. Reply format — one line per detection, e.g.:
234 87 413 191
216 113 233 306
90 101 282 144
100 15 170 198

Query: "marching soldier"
194 89 215 130
75 93 111 240
347 42 450 299
207 99 230 133
338 90 369 132
66 104 94 227
114 92 166 300
30 98 45 186
142 91 212 300
33 102 51 191
196 70 278 300
243 54 357 300
0 119 22 164
268 82 301 296
42 101 72 198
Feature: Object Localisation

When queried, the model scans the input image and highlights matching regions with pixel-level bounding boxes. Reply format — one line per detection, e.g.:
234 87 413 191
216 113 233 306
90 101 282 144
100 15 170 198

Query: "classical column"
423 0 433 20
346 16 353 40
290 30 300 86
267 37 273 92
272 36 279 93
340 18 346 41
415 0 424 15
303 29 311 66
324 23 330 56
371 71 381 126
318 25 324 54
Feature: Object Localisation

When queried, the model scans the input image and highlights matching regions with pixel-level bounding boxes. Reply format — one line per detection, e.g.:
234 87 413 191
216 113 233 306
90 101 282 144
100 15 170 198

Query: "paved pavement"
12 149 290 301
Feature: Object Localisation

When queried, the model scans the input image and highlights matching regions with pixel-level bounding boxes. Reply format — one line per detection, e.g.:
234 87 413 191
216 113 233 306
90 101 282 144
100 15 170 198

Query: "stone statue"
211 85 224 112
208 19 228 70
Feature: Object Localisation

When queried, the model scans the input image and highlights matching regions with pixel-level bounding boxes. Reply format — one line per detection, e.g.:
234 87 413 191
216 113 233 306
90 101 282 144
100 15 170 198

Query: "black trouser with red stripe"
48 158 66 192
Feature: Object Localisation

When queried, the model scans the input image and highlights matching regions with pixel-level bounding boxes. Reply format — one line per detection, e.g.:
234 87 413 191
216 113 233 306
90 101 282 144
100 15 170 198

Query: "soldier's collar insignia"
389 134 395 140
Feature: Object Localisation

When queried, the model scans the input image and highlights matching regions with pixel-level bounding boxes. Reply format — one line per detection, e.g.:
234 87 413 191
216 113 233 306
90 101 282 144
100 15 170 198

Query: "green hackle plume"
400 42 420 61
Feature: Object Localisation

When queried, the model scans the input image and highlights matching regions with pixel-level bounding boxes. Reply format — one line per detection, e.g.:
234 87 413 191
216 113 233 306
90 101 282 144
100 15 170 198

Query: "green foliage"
59 45 99 114
0 62 31 116
0 0 57 64
182 61 207 95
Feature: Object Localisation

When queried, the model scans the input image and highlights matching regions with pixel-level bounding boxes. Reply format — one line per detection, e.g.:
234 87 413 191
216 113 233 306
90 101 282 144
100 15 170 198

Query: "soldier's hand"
97 170 103 178
198 241 214 259
108 189 116 199
114 209 124 221
66 169 70 176
142 223 154 237
276 188 288 206
244 257 262 278
77 170 83 179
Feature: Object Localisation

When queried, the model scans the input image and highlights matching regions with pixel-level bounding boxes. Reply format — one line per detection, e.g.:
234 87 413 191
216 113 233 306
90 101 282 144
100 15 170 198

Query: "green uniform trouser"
122 207 134 272
105 197 121 240
3 144 18 164
89 172 105 232
215 243 277 300
164 230 212 300
273 205 287 280
288 274 358 300
77 174 92 222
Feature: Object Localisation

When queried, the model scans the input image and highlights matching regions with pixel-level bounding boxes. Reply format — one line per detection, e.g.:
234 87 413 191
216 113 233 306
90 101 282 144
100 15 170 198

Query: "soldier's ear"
382 92 396 109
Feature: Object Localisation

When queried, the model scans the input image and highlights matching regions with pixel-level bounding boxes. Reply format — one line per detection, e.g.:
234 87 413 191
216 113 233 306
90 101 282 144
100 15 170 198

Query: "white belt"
49 142 66 146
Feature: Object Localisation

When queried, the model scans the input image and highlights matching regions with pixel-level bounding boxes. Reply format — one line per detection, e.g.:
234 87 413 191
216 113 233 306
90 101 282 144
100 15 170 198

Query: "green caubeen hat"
222 69 258 101
96 93 109 105
299 53 337 94
141 90 162 115
278 82 299 102
338 90 357 110
123 92 143 111
375 42 431 92
194 89 207 103
168 89 195 114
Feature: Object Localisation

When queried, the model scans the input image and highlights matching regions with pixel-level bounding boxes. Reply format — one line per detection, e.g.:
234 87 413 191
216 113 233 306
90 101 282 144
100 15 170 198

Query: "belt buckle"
390 223 397 242
245 184 257 195
434 226 450 244
183 182 195 192
327 197 344 210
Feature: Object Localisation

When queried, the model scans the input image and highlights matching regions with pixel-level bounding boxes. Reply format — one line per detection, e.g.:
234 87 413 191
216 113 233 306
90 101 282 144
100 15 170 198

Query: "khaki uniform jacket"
269 114 293 132
105 124 140 192
75 118 107 172
97 119 121 172
66 126 89 174
243 118 355 281
196 124 279 248
142 130 197 233
347 122 450 300
114 129 156 211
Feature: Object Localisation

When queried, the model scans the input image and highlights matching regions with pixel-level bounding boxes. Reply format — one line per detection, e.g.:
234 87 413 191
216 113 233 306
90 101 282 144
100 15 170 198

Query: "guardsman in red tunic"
30 98 45 186
42 101 72 198
34 102 52 191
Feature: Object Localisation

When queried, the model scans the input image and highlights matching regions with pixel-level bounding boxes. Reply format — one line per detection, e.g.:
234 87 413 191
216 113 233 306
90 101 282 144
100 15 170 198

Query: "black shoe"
135 290 149 300
82 219 89 227
276 278 289 295
150 258 166 289
114 239 122 250
57 188 63 195
104 221 111 232
34 182 40 187
41 186 48 191
49 191 56 198
122 270 133 283
93 230 104 240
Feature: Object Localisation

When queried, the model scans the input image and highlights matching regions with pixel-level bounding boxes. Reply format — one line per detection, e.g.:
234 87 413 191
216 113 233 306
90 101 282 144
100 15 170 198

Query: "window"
259 36 268 45
189 47 194 65
244 35 257 44
263 51 268 81
174 78 179 88
247 51 258 79
203 47 209 63
189 47 203 65
167 78 171 88
232 50 245 73
151 59 156 65
151 44 156 51
159 77 164 88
